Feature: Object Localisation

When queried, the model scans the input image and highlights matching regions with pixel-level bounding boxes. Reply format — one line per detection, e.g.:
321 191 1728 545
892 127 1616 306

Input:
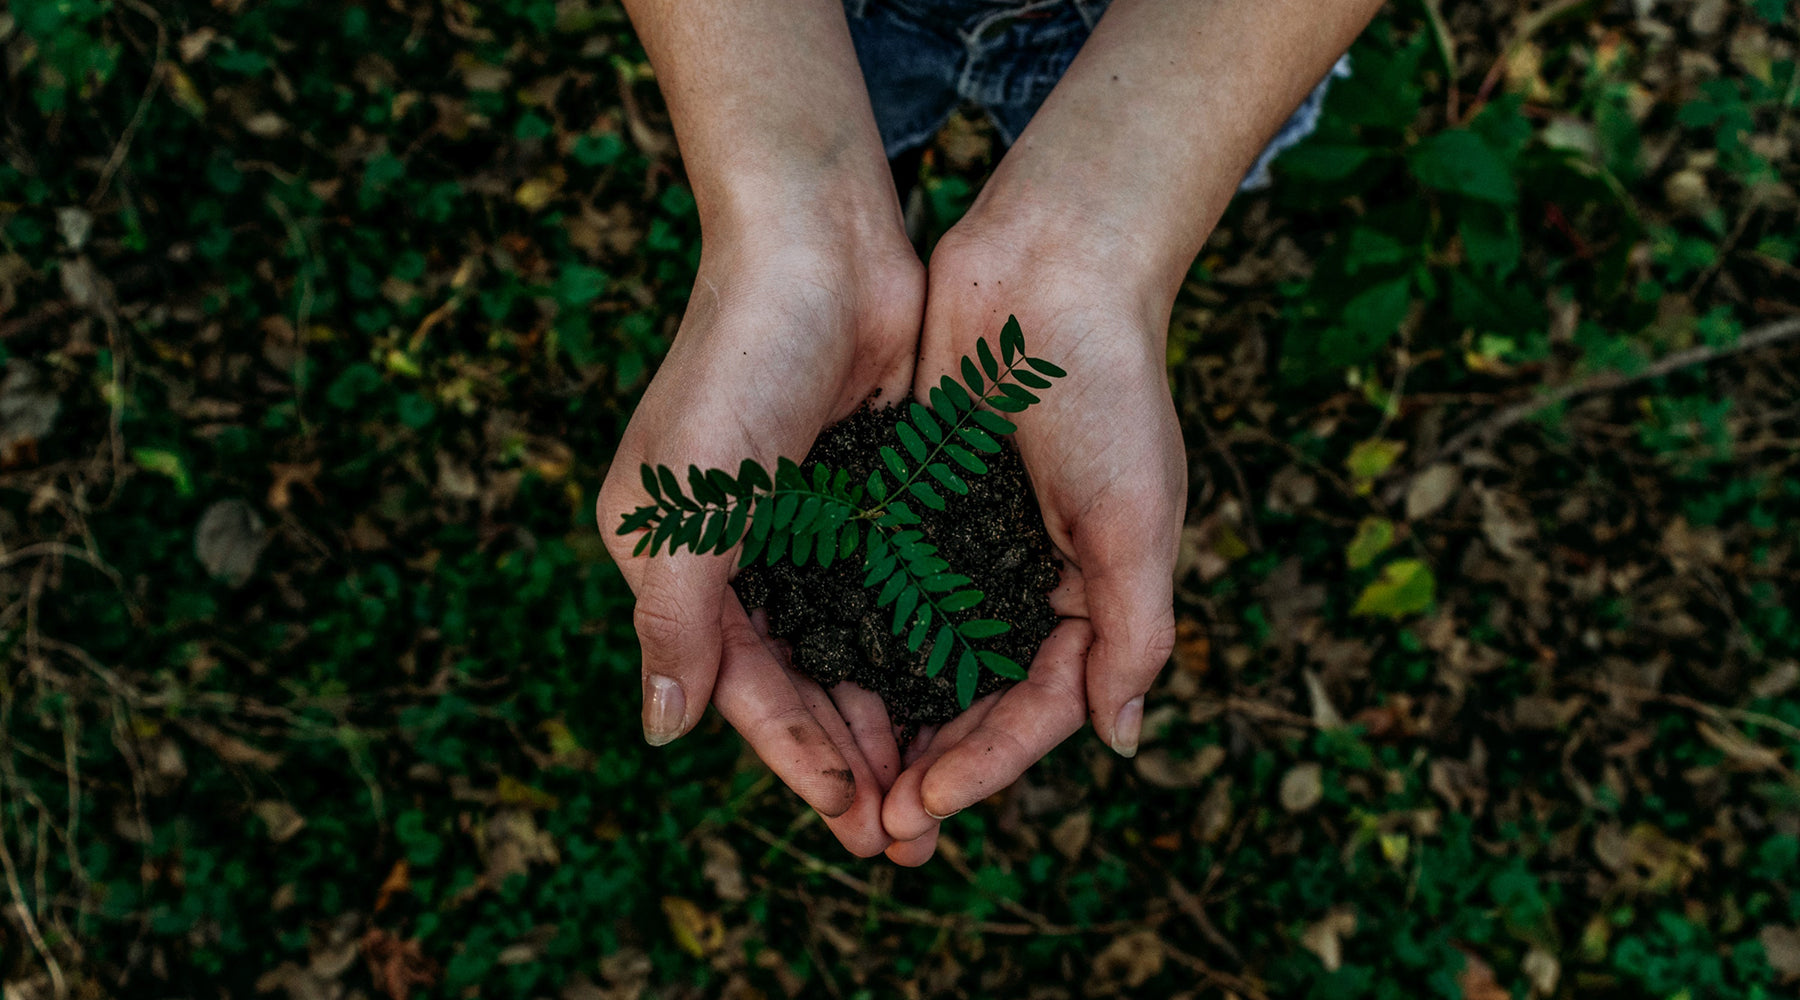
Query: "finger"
831 683 902 794
628 548 734 746
712 597 859 819
884 829 940 867
1080 541 1178 759
915 618 1093 818
880 700 993 843
792 676 893 858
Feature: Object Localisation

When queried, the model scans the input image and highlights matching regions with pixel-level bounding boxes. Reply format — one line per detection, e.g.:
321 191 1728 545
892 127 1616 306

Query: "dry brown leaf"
1404 464 1459 520
700 835 748 903
1086 930 1165 993
1698 721 1784 772
361 928 439 1000
1135 745 1226 790
1051 810 1092 860
1280 763 1325 813
1456 950 1508 1000
374 860 410 913
1521 947 1560 995
1301 908 1358 972
253 800 306 843
1759 925 1800 980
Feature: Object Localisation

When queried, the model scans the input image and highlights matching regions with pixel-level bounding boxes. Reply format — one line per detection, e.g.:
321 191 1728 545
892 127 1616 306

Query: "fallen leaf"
1344 439 1405 494
1760 925 1800 980
1351 559 1436 619
1522 946 1560 995
662 896 724 958
1086 930 1165 993
1280 763 1325 812
361 928 439 1000
1404 464 1460 520
700 835 748 903
1050 810 1092 859
374 860 410 913
253 800 306 843
195 498 269 587
1455 950 1508 1000
1698 721 1784 772
1135 745 1226 790
0 363 60 458
1301 907 1358 972
1345 517 1395 570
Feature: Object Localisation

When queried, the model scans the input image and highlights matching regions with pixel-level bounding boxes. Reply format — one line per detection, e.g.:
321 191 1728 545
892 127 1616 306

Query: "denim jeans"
843 0 1349 190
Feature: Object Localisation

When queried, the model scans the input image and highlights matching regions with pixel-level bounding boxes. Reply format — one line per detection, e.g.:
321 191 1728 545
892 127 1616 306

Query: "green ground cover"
2 1 1798 997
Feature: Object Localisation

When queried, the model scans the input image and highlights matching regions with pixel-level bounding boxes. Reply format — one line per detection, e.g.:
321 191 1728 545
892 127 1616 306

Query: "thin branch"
1393 316 1800 503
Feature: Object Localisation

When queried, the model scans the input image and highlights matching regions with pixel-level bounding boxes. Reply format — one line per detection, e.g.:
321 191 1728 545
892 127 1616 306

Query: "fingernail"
925 805 960 822
1111 696 1144 758
644 675 685 747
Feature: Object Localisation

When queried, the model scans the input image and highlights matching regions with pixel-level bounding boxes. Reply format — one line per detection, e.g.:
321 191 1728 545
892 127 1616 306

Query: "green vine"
616 316 1066 707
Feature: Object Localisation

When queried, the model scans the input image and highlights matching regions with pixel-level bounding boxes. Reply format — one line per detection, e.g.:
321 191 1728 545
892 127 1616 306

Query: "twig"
90 0 167 208
0 770 68 1000
1587 680 1800 746
1192 410 1262 552
734 821 1131 937
1465 0 1597 122
1393 316 1800 502
1417 0 1458 122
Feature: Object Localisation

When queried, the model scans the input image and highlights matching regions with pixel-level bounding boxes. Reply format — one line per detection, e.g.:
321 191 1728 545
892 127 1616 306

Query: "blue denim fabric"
843 0 1350 191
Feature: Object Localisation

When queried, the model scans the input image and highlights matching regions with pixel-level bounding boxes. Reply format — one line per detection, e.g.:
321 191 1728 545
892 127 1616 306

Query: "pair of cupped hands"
596 191 1186 866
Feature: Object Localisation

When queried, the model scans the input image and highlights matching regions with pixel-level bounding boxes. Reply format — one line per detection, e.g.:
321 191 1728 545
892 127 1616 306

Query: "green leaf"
651 515 679 556
1000 316 1025 364
749 496 775 540
909 481 945 511
697 510 726 552
970 410 1016 436
640 464 662 501
738 528 767 566
880 502 921 527
977 337 1000 381
877 573 907 607
1345 517 1395 570
706 467 737 501
961 356 985 395
633 533 653 557
909 403 942 443
989 393 1029 413
1014 370 1052 390
773 493 799 529
907 617 929 652
929 385 956 417
737 459 771 493
815 523 837 568
941 377 974 413
837 522 858 560
792 496 823 535
722 501 750 551
944 444 988 474
867 469 888 502
775 456 804 489
864 554 896 588
997 383 1039 407
881 445 908 481
940 589 983 613
927 463 968 495
956 648 978 708
927 626 956 677
895 421 927 462
763 527 787 564
958 426 1001 454
688 465 724 505
1351 559 1437 619
791 528 813 567
893 587 919 635
958 619 1011 639
922 573 972 593
617 506 657 535
658 467 693 510
1408 129 1518 205
977 651 1026 680
1026 356 1066 379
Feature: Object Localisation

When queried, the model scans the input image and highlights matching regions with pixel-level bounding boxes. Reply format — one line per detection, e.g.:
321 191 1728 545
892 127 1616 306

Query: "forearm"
621 0 900 238
966 0 1384 305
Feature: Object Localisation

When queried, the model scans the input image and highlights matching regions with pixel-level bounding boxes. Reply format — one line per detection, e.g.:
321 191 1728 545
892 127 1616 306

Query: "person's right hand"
597 205 923 857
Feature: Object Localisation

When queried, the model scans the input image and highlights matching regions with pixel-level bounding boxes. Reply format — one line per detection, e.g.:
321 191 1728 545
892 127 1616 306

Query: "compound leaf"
617 506 657 535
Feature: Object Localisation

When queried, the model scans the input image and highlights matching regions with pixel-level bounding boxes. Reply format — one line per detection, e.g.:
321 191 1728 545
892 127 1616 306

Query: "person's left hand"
876 213 1187 866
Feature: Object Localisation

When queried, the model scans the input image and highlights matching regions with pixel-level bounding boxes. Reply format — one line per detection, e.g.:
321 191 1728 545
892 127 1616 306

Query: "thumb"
631 551 730 746
1081 542 1177 759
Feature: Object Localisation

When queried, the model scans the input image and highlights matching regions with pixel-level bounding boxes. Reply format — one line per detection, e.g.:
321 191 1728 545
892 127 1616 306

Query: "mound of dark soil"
733 400 1061 729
